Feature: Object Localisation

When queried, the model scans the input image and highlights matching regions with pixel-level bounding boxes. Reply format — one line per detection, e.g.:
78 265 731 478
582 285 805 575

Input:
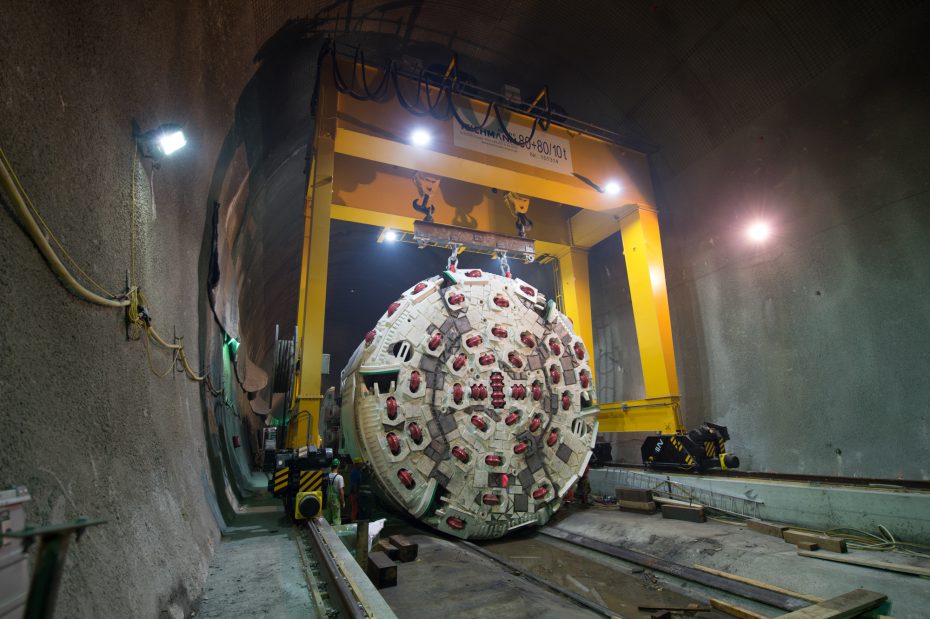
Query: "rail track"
297 519 389 619
294 515 821 618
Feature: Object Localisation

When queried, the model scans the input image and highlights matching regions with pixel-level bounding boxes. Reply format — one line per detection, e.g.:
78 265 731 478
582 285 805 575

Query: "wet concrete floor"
377 532 602 618
481 533 724 618
375 510 727 619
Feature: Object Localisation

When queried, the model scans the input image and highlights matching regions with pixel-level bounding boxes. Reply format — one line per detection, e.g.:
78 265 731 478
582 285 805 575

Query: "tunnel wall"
591 9 930 479
0 2 260 617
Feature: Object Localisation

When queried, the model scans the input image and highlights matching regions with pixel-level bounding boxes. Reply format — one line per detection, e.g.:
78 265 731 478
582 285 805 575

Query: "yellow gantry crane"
288 46 685 450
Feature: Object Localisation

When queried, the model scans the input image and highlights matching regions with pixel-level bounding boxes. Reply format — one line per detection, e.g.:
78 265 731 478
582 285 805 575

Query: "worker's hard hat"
331 458 340 467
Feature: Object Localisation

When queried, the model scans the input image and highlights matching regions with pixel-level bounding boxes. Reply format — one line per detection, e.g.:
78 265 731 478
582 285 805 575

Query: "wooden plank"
783 530 847 553
661 503 705 523
693 565 823 603
638 603 710 612
652 496 698 507
776 589 886 618
747 519 789 538
372 539 399 561
616 486 653 502
796 541 819 551
797 550 930 578
710 598 769 619
366 551 397 589
618 499 657 513
387 534 419 562
355 519 369 569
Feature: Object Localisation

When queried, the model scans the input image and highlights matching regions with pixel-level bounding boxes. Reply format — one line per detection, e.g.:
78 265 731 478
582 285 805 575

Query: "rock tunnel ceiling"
339 268 598 539
214 1 922 417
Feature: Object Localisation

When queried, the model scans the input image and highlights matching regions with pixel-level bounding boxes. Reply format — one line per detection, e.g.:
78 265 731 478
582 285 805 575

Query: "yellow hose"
1 145 221 394
0 152 129 308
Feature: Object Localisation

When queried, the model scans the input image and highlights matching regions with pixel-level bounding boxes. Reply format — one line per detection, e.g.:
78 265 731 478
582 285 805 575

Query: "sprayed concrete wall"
591 9 930 479
0 2 259 616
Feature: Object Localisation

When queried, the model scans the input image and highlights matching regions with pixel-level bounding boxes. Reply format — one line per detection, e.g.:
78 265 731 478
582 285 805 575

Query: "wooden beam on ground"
710 598 769 619
783 531 847 553
366 551 398 589
660 504 706 523
652 496 701 508
386 534 418 563
692 565 823 603
616 487 653 502
638 603 710 612
372 539 399 561
775 589 886 618
618 499 657 514
797 551 930 578
746 520 789 539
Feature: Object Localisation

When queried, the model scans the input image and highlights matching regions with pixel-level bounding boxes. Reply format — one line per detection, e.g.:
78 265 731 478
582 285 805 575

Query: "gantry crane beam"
289 52 684 449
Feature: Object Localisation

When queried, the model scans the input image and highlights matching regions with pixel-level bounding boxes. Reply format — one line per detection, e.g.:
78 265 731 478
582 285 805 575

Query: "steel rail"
304 519 369 619
459 540 621 618
539 527 809 611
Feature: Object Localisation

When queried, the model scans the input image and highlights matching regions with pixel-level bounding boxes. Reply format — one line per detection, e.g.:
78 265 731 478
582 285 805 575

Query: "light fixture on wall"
135 123 187 161
746 220 772 243
604 180 622 195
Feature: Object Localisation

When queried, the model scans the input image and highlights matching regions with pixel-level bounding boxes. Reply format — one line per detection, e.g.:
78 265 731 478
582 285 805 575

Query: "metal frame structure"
288 51 684 448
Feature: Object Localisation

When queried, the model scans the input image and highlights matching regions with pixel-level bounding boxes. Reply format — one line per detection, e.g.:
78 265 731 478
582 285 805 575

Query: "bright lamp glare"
604 181 621 195
385 229 398 242
746 221 772 243
410 129 431 147
158 130 187 156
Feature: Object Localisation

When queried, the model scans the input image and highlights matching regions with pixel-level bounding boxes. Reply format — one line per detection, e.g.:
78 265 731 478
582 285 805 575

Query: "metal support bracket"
412 220 535 263
2 517 106 619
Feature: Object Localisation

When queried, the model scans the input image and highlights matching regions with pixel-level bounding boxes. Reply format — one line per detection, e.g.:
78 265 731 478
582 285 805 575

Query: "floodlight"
157 128 186 155
410 129 431 147
746 220 772 243
136 123 187 160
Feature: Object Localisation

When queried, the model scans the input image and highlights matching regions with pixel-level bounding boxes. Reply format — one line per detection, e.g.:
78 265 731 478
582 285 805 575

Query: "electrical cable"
130 146 138 285
391 67 431 117
359 50 392 101
424 73 452 120
326 41 552 145
0 147 129 307
493 103 538 146
450 98 494 133
1 144 222 397
329 45 393 103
